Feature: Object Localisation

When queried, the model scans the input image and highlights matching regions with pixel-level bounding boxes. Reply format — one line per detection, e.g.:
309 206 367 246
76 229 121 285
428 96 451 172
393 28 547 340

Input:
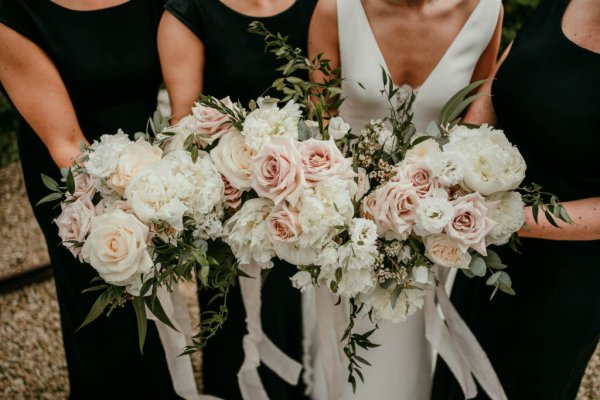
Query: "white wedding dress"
307 0 502 399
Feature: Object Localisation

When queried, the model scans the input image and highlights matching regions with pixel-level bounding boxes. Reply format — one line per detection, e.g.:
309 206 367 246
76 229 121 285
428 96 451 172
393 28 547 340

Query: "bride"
306 0 503 398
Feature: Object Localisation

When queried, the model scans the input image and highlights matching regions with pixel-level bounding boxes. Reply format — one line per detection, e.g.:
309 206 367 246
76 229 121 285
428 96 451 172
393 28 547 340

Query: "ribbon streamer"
424 266 508 400
147 285 201 400
237 264 303 400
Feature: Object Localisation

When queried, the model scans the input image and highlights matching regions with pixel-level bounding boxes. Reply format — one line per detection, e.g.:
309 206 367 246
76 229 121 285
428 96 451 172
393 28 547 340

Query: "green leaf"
390 286 403 309
484 250 507 270
439 80 487 126
81 285 108 294
462 268 475 279
36 192 63 206
544 210 560 228
468 256 487 277
410 135 434 148
145 297 179 332
41 174 60 192
445 93 487 125
66 168 75 195
532 202 540 224
558 206 574 224
132 297 148 354
425 121 441 137
77 292 109 331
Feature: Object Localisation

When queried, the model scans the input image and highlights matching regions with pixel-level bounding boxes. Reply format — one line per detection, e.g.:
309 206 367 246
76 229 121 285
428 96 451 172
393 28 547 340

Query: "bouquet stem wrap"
147 286 201 400
237 264 303 400
424 267 508 400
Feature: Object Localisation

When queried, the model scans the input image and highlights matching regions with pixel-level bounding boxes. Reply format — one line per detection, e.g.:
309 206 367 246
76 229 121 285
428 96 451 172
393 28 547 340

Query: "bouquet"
39 116 243 351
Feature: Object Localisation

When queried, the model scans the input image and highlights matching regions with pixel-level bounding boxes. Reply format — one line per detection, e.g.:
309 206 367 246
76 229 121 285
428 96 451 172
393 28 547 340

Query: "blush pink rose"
266 202 302 242
251 137 306 205
360 192 377 221
373 181 420 240
189 97 236 146
72 172 95 200
222 175 243 210
55 197 96 261
396 161 439 198
298 139 356 186
445 192 498 255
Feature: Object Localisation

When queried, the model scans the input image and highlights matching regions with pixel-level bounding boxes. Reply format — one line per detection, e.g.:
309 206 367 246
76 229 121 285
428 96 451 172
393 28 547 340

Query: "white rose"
108 139 163 195
486 191 525 246
85 130 133 178
424 234 472 269
55 197 95 261
444 124 526 195
273 241 318 266
223 198 275 269
328 117 351 140
290 271 313 293
81 209 153 286
210 130 255 190
414 196 455 236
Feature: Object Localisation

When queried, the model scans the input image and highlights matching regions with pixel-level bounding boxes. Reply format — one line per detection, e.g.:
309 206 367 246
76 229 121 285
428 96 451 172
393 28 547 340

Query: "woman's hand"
0 23 87 168
520 197 600 241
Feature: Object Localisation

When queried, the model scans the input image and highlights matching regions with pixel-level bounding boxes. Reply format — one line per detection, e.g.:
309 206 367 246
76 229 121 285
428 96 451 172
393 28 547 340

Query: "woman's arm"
470 4 504 83
157 11 205 124
520 197 600 241
0 24 87 168
308 0 340 84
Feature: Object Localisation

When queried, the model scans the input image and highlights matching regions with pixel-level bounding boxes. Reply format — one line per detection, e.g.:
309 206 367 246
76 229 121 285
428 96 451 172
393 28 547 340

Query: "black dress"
164 1 316 399
432 1 600 399
0 1 180 399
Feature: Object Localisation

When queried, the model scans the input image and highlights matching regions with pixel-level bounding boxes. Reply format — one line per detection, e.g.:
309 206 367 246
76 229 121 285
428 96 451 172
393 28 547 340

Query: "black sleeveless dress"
0 1 180 399
432 1 600 399
164 1 316 399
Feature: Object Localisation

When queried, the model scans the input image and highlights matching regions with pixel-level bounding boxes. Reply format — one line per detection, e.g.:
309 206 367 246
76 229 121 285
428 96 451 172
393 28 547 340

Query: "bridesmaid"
158 1 316 399
0 1 180 399
308 0 502 399
432 0 600 399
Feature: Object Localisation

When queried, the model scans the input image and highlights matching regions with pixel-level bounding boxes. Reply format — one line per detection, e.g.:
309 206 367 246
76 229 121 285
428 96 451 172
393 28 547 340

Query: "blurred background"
0 1 598 398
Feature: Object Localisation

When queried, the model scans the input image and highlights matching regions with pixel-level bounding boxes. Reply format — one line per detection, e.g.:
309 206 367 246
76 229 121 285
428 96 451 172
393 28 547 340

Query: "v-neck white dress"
309 1 501 399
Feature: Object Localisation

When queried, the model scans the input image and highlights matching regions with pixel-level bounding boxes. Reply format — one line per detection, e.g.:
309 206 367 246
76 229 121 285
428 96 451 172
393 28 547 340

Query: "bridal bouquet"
38 113 244 350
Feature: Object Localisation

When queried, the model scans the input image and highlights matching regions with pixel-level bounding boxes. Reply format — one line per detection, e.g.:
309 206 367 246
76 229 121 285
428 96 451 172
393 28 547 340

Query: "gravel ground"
0 162 598 399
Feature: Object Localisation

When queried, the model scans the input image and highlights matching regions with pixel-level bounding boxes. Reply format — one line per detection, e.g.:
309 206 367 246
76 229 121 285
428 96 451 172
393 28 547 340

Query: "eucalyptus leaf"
66 168 75 195
36 192 63 206
425 121 441 137
41 174 60 192
390 285 403 309
469 256 487 277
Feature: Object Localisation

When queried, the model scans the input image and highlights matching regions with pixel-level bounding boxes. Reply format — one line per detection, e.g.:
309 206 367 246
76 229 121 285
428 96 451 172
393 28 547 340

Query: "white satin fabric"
306 1 502 399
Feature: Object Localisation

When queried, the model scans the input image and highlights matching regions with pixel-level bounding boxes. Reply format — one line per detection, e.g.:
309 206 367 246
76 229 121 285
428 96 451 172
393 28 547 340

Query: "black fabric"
166 0 316 107
0 1 180 399
432 1 600 399
164 1 316 399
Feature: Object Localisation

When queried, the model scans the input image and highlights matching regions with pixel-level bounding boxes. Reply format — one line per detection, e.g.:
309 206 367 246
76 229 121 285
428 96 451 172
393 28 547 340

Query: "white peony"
444 124 526 195
486 191 526 246
126 161 188 230
320 264 375 298
242 99 301 152
328 116 351 140
338 242 377 271
431 150 467 187
297 180 354 248
85 130 133 178
223 198 275 269
80 209 153 289
414 196 455 236
273 241 318 266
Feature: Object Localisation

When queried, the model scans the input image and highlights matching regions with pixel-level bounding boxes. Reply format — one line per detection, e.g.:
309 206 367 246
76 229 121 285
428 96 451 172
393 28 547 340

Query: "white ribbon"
424 267 508 400
147 285 202 400
237 264 303 400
